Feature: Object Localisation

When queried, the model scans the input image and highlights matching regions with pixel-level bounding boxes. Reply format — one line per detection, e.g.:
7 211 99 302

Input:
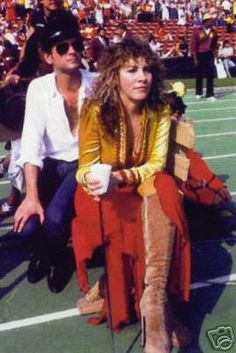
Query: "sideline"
0 180 10 185
187 98 236 105
195 117 236 123
0 308 80 332
197 131 236 138
204 153 236 160
189 107 236 113
0 274 236 332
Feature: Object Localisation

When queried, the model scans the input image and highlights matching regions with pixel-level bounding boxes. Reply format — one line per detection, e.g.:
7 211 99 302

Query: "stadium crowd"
0 0 235 77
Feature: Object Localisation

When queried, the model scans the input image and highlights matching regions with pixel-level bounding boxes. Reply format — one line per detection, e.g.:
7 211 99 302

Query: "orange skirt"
72 175 191 331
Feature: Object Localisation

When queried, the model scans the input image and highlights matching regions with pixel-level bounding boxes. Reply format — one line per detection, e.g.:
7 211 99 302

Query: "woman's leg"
140 193 175 353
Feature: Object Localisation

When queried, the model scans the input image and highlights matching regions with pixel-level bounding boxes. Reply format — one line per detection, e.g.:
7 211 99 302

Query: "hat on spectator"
41 12 83 52
202 13 214 21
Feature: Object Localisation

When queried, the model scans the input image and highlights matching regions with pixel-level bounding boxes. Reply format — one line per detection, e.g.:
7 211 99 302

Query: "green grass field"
0 86 236 353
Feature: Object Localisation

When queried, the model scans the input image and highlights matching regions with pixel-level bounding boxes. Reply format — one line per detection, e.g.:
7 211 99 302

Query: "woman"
72 38 191 353
0 31 52 217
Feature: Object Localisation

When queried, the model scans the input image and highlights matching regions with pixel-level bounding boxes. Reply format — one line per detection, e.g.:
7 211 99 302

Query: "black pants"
196 51 216 98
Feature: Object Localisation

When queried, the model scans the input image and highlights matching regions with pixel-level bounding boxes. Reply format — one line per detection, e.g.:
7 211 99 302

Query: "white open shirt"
18 69 97 170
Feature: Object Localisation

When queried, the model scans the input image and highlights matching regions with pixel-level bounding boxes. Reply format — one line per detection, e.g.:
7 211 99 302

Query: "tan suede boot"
140 193 176 353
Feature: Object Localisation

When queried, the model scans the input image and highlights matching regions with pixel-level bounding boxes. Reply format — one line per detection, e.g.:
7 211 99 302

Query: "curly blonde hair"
90 37 166 137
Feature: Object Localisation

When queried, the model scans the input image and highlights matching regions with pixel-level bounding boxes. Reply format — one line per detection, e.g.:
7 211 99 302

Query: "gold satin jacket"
76 100 170 187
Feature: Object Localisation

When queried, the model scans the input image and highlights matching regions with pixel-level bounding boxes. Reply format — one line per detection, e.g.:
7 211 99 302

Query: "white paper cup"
90 163 112 195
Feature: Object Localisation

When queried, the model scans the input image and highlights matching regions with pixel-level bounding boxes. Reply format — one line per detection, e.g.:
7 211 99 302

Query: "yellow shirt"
77 100 170 187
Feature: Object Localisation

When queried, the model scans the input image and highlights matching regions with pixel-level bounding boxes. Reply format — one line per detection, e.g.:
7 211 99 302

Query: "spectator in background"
221 0 232 12
169 1 178 20
4 25 17 45
138 0 153 22
89 26 109 68
81 46 96 71
149 34 162 55
192 7 202 25
4 0 16 23
29 0 78 37
154 0 161 21
160 0 169 20
95 4 104 25
2 38 19 75
154 20 173 41
177 6 187 25
233 0 236 17
224 9 235 32
112 22 129 43
176 36 189 56
219 39 235 76
191 12 218 101
77 3 87 24
119 0 132 19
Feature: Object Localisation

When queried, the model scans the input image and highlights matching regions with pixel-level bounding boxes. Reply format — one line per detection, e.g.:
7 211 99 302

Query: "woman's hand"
85 173 103 200
110 171 124 188
84 171 124 200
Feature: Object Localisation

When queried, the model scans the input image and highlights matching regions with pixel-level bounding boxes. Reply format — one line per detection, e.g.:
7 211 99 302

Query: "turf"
0 88 236 353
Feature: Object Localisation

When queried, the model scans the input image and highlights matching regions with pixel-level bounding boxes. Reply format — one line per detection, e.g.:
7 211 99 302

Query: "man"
29 0 78 36
219 40 235 78
191 13 218 101
14 14 96 293
89 26 109 68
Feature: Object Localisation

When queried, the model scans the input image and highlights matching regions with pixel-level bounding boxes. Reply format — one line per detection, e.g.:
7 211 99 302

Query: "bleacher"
82 19 236 55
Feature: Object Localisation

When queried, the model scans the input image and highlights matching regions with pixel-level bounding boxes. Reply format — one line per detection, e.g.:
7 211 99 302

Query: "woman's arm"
76 102 101 188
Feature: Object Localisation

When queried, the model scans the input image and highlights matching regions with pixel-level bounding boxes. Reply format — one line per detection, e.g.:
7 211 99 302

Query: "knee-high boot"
140 193 176 353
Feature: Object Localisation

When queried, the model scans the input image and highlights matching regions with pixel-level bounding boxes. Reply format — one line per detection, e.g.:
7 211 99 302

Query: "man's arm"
14 78 47 233
14 163 44 233
190 30 199 66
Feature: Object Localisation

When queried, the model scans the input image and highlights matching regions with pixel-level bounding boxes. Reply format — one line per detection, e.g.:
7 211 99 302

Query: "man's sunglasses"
55 39 83 56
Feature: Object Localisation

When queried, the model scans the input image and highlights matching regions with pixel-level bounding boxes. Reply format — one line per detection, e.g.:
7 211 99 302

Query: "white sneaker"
207 96 217 102
196 95 203 99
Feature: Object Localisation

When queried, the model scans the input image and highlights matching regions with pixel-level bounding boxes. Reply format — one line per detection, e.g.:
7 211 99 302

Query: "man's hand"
14 197 44 233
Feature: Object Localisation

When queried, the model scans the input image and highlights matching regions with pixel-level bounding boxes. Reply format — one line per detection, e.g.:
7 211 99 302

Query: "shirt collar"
50 69 84 98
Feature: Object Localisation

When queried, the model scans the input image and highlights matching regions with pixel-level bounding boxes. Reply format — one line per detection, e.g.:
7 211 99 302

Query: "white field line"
187 98 236 105
190 273 236 289
194 117 236 123
0 225 13 231
0 308 80 332
203 153 236 160
184 93 236 101
188 107 236 112
0 180 10 185
230 191 236 196
0 155 6 159
0 274 236 332
196 131 236 138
